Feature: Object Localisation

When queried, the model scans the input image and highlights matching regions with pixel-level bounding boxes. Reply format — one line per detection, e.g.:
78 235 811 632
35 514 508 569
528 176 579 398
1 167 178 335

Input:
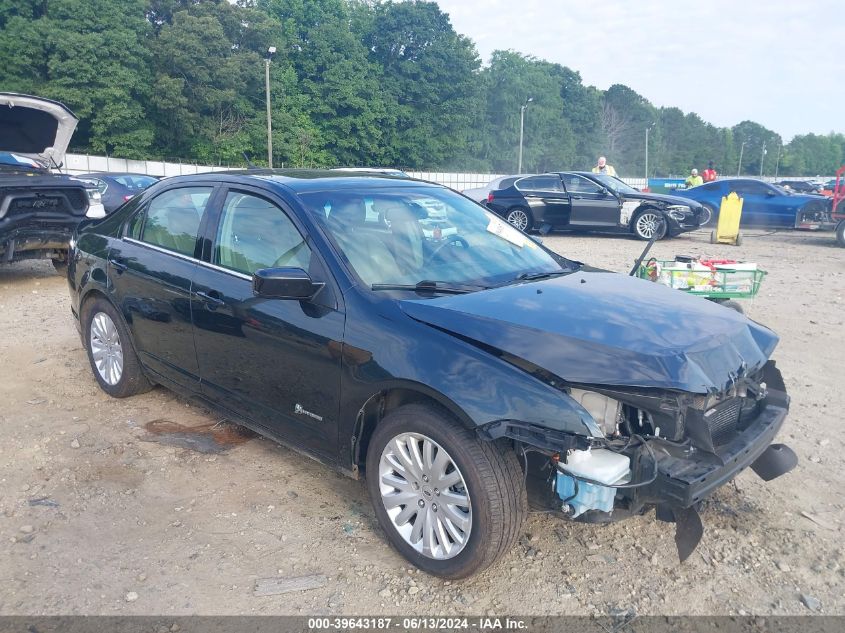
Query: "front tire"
836 220 845 248
632 210 667 240
506 207 533 232
82 297 152 398
366 404 526 579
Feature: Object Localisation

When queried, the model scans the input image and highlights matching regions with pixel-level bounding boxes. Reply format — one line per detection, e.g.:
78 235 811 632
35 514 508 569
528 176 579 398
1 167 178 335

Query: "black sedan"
67 170 794 578
76 172 159 213
487 171 704 239
777 180 822 195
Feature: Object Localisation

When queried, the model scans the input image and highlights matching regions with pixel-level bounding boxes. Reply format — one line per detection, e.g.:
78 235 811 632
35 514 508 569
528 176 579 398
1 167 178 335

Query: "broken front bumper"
641 397 792 509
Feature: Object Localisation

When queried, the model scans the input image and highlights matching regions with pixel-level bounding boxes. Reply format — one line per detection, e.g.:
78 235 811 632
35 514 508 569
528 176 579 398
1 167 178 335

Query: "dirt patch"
142 419 257 454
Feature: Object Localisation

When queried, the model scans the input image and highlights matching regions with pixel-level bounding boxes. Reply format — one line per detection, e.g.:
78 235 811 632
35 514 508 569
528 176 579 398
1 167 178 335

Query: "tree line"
2 0 843 177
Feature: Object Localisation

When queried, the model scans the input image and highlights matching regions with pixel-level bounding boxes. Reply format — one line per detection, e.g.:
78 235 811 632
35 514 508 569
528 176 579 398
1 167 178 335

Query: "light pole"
645 122 655 181
517 97 533 173
265 46 276 168
774 144 782 179
759 141 767 177
737 141 746 176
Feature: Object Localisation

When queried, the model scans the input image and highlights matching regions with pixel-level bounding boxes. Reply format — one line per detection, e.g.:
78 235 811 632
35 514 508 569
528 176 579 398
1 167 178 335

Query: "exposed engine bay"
484 359 797 562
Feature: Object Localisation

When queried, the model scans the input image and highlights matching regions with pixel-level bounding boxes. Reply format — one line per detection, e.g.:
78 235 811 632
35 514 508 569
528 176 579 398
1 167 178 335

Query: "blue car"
674 178 832 229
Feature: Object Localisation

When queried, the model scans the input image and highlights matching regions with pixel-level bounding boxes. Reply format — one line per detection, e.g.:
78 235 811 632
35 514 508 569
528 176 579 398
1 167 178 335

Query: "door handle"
108 258 128 273
196 290 225 309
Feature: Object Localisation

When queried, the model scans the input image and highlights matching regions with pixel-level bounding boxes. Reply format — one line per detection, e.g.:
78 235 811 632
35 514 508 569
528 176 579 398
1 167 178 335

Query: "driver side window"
213 192 311 275
562 174 604 194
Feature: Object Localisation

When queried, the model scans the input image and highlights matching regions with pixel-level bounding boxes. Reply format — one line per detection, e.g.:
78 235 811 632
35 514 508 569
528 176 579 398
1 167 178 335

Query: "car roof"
556 171 604 178
78 172 157 179
156 169 441 194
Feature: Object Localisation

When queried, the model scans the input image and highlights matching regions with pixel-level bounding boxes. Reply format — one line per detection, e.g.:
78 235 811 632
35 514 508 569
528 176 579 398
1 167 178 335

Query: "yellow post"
711 191 743 246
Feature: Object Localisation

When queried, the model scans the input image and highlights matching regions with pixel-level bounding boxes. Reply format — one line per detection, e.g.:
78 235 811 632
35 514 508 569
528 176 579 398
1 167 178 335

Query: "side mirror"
599 187 609 196
766 190 777 197
253 267 323 300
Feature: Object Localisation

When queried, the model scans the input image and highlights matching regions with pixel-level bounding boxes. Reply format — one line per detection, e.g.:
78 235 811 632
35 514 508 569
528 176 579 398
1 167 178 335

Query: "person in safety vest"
685 168 704 188
591 156 617 177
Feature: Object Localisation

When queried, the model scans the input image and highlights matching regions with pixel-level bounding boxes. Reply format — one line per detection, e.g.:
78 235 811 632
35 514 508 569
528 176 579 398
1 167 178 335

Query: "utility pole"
760 141 767 177
645 123 655 181
517 97 533 173
265 46 276 168
737 141 746 177
774 144 782 179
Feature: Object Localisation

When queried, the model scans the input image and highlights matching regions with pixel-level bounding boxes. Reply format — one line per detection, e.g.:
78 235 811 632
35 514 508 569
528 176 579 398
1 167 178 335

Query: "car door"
191 187 345 461
724 180 786 227
109 185 217 389
561 173 621 227
516 175 571 227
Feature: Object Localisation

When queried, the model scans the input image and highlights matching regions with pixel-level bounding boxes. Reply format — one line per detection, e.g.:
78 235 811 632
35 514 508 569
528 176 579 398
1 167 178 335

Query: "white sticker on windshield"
487 215 526 248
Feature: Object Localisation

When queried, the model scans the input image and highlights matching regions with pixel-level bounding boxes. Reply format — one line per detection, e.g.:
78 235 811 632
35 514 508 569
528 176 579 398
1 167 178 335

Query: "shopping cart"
636 256 767 313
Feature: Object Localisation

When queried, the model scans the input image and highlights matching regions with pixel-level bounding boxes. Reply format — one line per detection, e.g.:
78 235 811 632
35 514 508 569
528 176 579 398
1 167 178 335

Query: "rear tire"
836 220 845 248
82 297 152 398
506 207 533 232
365 404 526 579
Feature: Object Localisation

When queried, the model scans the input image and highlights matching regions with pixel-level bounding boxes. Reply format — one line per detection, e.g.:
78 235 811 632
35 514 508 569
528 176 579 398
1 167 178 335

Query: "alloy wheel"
636 212 662 239
506 209 529 231
89 311 124 386
378 432 472 560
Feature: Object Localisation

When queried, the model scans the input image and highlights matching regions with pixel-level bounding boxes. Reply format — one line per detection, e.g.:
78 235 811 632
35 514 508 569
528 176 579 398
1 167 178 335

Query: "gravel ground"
0 228 842 616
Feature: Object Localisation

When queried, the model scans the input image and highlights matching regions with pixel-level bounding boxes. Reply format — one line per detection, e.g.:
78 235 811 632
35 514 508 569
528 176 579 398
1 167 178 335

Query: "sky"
434 0 842 141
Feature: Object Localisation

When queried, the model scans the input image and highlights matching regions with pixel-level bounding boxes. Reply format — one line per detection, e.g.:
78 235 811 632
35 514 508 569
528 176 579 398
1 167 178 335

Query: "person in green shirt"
685 168 703 188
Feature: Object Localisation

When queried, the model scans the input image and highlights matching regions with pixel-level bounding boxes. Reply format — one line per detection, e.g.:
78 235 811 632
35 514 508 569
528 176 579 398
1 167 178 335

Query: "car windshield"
0 151 43 170
588 173 639 195
299 186 574 290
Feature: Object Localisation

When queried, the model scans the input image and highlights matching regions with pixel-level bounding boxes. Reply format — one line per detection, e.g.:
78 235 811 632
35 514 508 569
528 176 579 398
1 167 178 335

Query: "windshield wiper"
500 270 572 286
371 280 490 294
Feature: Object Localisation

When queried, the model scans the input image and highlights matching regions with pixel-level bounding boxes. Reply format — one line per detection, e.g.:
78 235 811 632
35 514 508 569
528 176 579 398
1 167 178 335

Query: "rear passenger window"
517 176 563 192
139 187 213 257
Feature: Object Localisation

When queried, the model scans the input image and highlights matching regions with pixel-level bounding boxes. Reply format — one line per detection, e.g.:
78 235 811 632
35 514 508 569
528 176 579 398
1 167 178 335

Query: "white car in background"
462 174 532 204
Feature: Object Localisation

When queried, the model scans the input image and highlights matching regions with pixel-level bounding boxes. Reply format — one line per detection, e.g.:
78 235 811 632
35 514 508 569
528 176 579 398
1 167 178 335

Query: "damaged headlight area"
481 360 797 562
665 205 691 221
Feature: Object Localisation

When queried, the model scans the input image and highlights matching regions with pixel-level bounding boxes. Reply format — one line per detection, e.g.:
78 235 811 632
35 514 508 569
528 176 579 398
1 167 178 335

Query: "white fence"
63 154 232 178
60 153 818 192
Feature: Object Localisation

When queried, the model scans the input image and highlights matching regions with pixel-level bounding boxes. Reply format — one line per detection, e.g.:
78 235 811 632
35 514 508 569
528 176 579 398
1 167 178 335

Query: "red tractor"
833 165 845 247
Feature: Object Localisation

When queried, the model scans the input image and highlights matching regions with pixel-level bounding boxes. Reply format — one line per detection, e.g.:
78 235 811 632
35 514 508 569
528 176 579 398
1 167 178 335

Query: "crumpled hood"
399 270 778 394
621 191 704 208
0 93 79 167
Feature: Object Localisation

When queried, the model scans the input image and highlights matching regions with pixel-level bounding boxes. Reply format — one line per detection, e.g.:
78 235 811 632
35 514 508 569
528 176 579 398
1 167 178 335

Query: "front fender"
336 293 601 469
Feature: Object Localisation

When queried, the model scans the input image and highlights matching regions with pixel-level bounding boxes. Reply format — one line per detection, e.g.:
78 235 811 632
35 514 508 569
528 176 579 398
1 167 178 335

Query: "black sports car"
68 170 794 578
487 171 704 239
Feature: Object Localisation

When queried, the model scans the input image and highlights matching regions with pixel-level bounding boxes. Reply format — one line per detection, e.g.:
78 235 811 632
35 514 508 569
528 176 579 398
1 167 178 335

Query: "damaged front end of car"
479 360 796 562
